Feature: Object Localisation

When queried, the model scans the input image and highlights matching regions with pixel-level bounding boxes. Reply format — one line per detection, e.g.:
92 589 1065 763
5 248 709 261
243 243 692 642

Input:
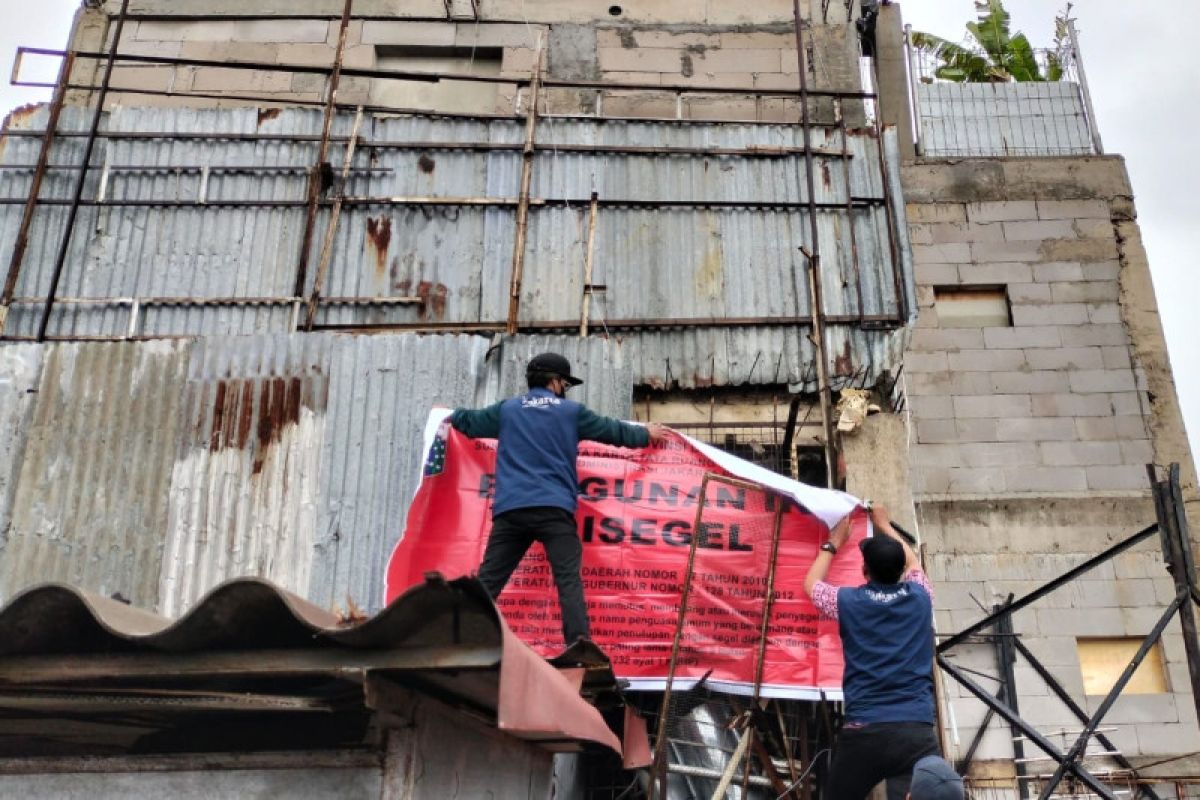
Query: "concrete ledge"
902 157 1134 204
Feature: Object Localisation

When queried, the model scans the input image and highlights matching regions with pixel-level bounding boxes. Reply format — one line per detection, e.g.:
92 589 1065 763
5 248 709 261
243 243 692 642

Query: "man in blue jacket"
803 503 940 800
450 352 666 647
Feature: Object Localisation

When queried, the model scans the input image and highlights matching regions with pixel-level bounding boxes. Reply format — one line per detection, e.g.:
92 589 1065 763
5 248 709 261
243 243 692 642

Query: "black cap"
859 535 906 583
526 352 583 386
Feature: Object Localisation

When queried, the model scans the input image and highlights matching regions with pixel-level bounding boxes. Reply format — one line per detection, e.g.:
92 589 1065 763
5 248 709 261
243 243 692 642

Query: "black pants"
477 506 590 644
826 721 941 800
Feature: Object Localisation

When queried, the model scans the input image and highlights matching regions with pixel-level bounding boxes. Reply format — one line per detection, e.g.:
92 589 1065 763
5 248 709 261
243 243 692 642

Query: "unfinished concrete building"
0 0 1196 797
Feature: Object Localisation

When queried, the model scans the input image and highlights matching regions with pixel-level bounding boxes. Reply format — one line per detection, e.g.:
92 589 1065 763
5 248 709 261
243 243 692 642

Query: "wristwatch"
820 541 838 555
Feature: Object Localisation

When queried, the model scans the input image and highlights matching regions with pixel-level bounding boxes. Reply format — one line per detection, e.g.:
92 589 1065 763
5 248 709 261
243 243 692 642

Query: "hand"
646 422 668 443
868 502 891 531
828 514 852 550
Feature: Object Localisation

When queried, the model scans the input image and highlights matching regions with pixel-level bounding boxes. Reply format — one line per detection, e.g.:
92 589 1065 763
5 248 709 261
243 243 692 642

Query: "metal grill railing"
903 21 1104 157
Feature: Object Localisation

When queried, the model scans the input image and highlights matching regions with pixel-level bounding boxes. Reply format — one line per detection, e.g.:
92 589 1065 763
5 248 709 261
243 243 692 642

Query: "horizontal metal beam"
24 46 879 100
0 196 885 211
0 645 502 684
8 296 422 307
937 523 1160 654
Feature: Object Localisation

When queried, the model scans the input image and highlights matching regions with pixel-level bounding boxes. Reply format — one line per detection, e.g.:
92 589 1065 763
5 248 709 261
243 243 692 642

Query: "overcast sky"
2 1 1197 459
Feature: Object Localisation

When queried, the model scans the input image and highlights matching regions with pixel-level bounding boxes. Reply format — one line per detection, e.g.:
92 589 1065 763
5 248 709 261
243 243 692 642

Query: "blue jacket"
837 579 935 725
450 388 650 516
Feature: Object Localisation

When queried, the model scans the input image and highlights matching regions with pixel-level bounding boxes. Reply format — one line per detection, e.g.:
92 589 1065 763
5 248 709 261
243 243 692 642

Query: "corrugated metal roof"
0 574 624 758
0 331 633 615
0 106 912 390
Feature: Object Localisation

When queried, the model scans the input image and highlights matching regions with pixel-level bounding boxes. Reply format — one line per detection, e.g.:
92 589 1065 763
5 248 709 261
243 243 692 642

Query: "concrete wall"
902 158 1170 500
900 155 1200 775
69 1 865 121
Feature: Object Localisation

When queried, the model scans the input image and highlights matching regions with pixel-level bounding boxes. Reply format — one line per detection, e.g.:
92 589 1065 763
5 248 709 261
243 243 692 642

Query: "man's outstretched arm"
449 401 504 438
577 407 667 448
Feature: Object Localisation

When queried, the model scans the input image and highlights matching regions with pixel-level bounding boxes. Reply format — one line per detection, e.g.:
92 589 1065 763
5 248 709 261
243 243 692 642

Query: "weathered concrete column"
873 3 915 160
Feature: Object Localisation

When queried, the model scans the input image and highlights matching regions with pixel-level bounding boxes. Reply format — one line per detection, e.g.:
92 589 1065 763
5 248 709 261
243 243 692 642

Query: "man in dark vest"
803 503 940 800
450 352 666 646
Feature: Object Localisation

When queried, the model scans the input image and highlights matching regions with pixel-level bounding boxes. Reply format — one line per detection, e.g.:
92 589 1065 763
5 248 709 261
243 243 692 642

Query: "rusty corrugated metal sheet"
0 340 189 607
158 334 333 616
0 107 912 390
0 332 632 615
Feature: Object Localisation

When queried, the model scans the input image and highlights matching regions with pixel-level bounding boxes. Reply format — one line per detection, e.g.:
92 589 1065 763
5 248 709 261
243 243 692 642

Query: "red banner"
386 414 867 697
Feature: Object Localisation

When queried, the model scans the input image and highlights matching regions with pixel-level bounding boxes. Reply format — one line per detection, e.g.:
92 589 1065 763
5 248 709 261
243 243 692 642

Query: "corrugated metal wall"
917 81 1095 157
0 331 633 614
0 107 914 390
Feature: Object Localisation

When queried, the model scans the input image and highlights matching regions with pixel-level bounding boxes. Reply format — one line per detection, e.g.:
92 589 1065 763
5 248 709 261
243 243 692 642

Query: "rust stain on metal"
833 339 854 377
206 377 305 475
417 154 436 174
256 108 282 127
416 281 448 320
365 216 392 276
1 103 40 132
820 161 832 188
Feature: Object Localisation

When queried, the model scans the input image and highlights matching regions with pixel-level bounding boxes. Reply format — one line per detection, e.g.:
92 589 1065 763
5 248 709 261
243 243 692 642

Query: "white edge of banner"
677 431 861 529
420 408 862 529
625 678 844 702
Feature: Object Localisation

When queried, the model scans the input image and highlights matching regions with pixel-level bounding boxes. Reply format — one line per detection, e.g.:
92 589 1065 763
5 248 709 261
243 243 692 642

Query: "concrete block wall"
903 163 1161 500
901 157 1200 772
74 3 863 121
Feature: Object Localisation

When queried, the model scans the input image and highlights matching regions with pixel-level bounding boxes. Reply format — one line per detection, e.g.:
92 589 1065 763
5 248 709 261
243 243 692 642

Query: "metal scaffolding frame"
938 463 1200 800
3 4 905 347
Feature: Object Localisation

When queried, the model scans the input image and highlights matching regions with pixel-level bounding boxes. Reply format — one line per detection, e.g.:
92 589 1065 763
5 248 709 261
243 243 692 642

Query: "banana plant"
911 0 1070 83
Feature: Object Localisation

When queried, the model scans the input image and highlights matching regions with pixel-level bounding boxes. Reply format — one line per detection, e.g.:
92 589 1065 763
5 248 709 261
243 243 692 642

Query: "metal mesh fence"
908 45 1099 157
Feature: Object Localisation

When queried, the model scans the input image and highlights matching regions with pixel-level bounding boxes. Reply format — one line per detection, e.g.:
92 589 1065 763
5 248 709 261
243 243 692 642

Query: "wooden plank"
0 689 334 713
0 645 502 685
0 749 381 775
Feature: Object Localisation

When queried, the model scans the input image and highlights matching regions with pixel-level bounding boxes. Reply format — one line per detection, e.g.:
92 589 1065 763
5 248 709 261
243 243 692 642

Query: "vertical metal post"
903 24 924 156
506 37 544 335
834 97 865 323
37 0 131 341
650 473 711 800
1066 20 1104 155
792 2 838 489
994 600 1030 796
579 191 599 337
1 52 75 335
292 0 354 303
1158 464 1200 727
304 106 364 330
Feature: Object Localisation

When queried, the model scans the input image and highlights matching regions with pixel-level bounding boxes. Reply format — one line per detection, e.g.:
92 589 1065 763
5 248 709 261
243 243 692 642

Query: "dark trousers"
477 506 590 644
826 722 941 800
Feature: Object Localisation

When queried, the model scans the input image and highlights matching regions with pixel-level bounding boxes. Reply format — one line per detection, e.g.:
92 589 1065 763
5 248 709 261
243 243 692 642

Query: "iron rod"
1 52 74 334
937 523 1160 653
304 105 364 330
506 37 544 335
1036 594 1185 800
792 2 839 490
1065 20 1104 155
36 0 131 342
1162 465 1200 729
937 655 1116 799
579 191 599 338
650 473 713 800
1010 636 1162 800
